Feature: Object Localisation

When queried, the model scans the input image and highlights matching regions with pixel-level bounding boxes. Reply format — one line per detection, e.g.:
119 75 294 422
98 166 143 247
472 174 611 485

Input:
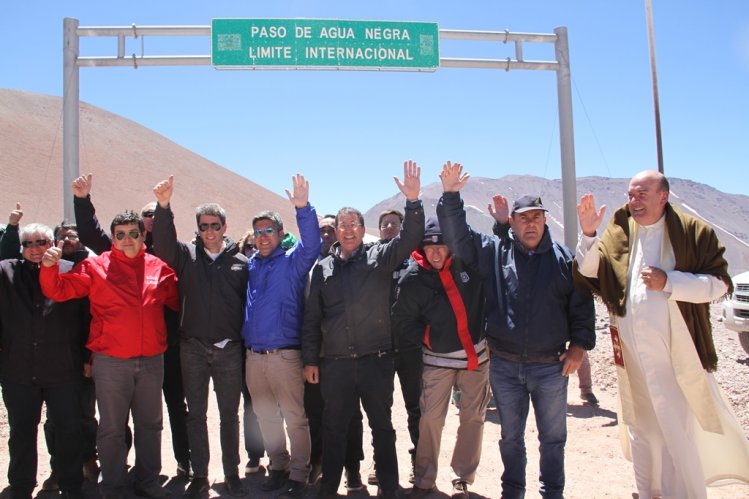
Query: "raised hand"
8 202 23 226
285 173 310 209
438 161 470 193
72 173 93 199
488 194 510 224
577 193 606 237
153 175 174 208
393 160 421 202
42 240 64 268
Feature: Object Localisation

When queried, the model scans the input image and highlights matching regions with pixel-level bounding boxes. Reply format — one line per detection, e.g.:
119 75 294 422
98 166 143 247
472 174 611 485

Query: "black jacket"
151 203 248 343
0 259 89 385
302 200 424 364
392 249 487 369
437 191 595 359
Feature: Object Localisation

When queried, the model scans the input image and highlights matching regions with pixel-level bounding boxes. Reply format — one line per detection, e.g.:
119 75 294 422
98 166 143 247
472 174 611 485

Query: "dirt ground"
1 303 748 498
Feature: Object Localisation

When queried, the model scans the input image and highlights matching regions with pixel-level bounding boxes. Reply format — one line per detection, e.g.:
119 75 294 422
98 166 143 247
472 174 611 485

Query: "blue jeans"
180 338 243 478
490 358 568 499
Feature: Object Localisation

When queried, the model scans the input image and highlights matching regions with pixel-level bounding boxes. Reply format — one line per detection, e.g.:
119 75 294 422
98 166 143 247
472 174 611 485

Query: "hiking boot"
260 469 289 492
184 477 210 498
278 479 306 499
451 481 469 499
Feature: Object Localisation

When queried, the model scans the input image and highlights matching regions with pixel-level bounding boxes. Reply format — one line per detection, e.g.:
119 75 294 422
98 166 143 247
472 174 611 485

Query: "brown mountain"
0 89 298 243
366 175 749 275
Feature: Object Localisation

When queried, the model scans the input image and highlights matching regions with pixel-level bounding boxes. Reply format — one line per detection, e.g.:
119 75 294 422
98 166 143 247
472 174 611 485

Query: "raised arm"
39 241 92 301
287 174 322 276
377 161 424 269
489 194 511 240
151 175 189 273
72 174 112 255
0 203 22 260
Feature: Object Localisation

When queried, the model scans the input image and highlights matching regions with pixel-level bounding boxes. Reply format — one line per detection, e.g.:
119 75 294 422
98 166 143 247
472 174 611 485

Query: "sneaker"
244 458 264 475
367 468 379 486
278 479 306 499
345 470 364 492
41 471 60 491
407 486 434 498
224 475 245 497
260 469 289 492
177 461 192 479
184 477 210 498
308 462 323 484
134 483 170 498
451 481 469 499
581 392 600 406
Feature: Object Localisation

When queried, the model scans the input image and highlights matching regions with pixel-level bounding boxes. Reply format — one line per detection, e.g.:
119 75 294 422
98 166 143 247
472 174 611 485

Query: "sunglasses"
253 227 276 237
141 211 155 218
198 222 223 232
337 222 362 230
114 230 142 241
21 239 51 248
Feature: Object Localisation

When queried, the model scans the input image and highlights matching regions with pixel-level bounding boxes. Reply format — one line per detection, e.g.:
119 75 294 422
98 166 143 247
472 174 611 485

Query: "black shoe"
245 458 264 475
378 489 399 499
345 469 364 492
279 479 306 499
134 483 170 498
61 489 84 499
41 471 60 492
407 486 434 498
451 481 469 499
581 392 600 406
308 462 323 484
224 475 245 497
184 477 210 498
260 469 289 492
367 468 379 486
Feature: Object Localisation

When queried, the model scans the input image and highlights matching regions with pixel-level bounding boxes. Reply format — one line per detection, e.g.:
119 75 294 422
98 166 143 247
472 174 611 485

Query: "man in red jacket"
40 210 179 499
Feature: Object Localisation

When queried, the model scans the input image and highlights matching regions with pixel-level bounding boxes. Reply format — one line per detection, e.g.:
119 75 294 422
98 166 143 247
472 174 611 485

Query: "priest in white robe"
574 170 749 499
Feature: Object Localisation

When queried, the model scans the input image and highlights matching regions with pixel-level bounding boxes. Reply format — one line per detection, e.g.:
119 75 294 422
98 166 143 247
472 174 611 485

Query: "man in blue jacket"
241 174 321 499
437 162 595 499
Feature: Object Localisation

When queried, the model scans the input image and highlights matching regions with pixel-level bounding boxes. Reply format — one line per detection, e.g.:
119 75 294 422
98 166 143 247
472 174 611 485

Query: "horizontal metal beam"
77 25 210 37
439 29 557 43
77 55 211 67
439 58 558 71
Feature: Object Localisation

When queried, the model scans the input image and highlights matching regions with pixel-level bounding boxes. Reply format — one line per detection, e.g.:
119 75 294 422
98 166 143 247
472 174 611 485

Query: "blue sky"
2 1 748 216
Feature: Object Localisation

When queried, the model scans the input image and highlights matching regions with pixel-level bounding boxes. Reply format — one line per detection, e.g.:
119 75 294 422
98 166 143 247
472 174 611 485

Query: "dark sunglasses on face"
21 239 50 248
253 227 276 237
114 230 141 241
141 211 155 218
198 222 223 232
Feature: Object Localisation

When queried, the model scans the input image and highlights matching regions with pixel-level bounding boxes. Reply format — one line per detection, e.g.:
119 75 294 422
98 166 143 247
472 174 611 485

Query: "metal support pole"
554 27 578 249
63 18 80 221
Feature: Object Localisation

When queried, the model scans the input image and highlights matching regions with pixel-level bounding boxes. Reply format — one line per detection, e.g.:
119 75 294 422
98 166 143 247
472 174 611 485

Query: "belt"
249 345 301 355
490 346 560 364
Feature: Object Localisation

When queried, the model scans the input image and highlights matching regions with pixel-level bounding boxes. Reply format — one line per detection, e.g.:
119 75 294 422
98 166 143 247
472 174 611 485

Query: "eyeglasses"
380 221 401 229
253 227 276 237
114 230 141 241
141 211 155 218
21 239 51 248
198 222 223 232
337 222 362 230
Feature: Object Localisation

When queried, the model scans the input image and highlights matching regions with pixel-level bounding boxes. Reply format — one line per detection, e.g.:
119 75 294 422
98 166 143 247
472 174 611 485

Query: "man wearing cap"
574 170 749 498
436 162 595 499
393 216 490 499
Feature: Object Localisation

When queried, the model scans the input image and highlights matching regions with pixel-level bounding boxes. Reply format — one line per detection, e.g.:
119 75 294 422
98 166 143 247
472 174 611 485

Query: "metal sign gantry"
63 18 579 248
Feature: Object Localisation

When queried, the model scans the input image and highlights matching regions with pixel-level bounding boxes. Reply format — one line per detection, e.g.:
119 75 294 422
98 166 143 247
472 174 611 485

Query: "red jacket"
40 246 179 359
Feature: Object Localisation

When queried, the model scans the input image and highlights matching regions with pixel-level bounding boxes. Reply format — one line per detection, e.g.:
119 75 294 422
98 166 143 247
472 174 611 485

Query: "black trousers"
163 340 190 466
393 348 423 452
320 354 398 493
305 379 364 471
44 375 97 471
2 380 83 496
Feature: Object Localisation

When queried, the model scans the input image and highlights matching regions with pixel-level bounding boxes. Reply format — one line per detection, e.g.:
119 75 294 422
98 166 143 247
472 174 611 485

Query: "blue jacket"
437 191 595 358
242 204 321 350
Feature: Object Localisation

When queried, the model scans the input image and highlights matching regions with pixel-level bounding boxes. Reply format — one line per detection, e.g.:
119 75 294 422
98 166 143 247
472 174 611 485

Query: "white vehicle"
722 271 749 355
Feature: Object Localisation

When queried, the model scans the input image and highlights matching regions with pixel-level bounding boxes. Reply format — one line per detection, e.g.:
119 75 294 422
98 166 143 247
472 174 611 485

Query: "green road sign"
211 19 440 70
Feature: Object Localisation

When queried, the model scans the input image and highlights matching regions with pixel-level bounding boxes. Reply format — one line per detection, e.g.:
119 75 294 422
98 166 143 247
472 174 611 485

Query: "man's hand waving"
577 194 606 237
394 160 421 202
439 161 470 193
153 175 175 209
285 173 310 209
